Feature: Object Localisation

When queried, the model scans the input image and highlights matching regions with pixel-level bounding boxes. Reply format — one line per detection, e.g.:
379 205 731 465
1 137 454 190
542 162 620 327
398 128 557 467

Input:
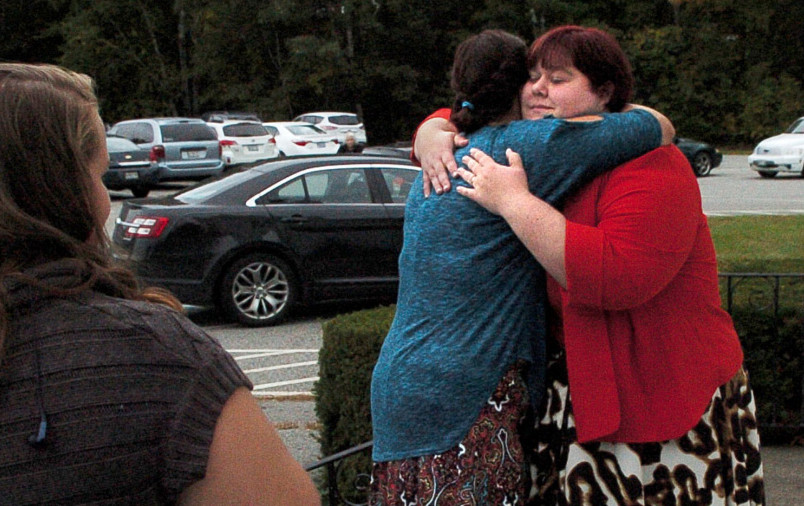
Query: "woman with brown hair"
0 63 318 505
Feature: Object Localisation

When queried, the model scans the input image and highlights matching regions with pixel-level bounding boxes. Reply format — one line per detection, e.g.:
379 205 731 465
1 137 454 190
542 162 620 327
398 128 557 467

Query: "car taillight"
123 216 169 238
220 139 237 146
269 138 276 144
332 139 339 144
149 145 166 161
293 141 309 146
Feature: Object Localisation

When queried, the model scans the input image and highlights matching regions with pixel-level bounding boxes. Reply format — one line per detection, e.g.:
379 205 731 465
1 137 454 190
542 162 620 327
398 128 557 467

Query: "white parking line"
227 349 319 353
242 361 318 374
253 377 320 390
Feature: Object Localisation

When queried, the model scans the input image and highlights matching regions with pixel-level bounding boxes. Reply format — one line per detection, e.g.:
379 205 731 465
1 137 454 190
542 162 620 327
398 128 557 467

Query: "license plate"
317 142 326 148
123 171 139 180
247 145 260 152
182 150 205 160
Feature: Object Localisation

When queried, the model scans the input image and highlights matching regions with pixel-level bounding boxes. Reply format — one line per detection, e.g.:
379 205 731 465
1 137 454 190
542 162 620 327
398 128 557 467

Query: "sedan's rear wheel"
692 151 713 177
219 254 297 327
758 170 778 178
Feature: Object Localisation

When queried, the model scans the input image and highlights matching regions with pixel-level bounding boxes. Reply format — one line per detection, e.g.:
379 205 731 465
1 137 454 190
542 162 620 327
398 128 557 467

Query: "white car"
748 117 804 178
292 111 367 144
206 120 278 166
262 122 340 157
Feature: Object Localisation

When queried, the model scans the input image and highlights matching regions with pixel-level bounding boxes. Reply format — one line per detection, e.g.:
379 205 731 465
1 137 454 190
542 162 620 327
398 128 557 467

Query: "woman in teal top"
370 30 673 505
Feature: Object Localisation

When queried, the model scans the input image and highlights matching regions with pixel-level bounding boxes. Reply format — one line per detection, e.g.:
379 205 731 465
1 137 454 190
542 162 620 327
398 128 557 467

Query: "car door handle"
280 215 309 224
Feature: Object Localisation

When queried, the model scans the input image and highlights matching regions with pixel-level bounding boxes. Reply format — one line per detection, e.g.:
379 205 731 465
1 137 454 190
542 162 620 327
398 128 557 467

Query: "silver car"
108 118 225 182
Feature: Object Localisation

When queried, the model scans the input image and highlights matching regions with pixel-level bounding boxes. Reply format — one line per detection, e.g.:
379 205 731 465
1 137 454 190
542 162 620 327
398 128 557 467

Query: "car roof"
295 112 358 118
264 121 318 129
209 119 264 127
114 117 207 125
167 154 416 205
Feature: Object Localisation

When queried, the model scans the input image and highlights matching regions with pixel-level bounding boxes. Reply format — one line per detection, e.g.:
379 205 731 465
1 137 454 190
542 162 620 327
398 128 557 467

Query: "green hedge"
313 304 396 502
314 299 803 493
734 307 803 443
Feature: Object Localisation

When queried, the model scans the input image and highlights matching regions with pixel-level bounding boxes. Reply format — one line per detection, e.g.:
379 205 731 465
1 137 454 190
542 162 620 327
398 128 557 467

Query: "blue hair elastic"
461 101 475 111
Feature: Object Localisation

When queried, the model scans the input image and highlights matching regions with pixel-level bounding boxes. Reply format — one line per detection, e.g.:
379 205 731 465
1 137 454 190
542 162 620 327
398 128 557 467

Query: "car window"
256 168 371 205
114 123 153 144
106 136 141 151
298 115 321 125
222 123 268 137
160 123 217 142
328 115 360 126
785 118 804 134
379 167 419 203
263 126 279 136
287 124 327 136
175 170 266 204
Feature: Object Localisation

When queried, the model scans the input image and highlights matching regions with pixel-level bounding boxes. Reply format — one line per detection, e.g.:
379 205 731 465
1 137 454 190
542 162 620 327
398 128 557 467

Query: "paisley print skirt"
529 346 766 506
370 362 532 505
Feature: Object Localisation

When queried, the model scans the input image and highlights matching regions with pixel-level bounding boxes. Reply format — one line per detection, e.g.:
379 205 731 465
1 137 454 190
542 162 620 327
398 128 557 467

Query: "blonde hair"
0 63 181 359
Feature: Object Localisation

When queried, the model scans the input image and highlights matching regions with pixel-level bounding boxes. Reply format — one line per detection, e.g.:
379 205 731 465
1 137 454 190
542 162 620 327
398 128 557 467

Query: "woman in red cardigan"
417 26 765 505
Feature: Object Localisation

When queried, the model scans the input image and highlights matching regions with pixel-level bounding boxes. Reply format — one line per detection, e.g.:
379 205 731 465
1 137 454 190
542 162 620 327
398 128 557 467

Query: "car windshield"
222 123 268 137
160 123 217 142
106 136 140 151
785 118 804 134
287 124 327 135
328 115 360 126
175 169 265 204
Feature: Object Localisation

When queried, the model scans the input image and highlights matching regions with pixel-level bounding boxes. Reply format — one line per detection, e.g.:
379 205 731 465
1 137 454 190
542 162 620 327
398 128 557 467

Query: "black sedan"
104 135 159 197
673 137 723 177
112 155 420 326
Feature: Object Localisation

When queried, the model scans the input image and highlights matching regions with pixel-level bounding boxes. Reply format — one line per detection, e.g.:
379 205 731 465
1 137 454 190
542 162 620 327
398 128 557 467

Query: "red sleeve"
564 145 703 310
409 108 452 165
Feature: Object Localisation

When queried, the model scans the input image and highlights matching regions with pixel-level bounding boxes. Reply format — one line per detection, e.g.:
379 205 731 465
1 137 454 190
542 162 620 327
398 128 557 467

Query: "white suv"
206 120 278 166
748 117 804 178
292 112 367 144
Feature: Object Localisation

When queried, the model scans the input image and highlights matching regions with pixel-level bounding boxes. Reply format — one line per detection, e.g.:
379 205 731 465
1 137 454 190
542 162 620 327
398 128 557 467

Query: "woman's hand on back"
455 148 530 216
413 118 468 196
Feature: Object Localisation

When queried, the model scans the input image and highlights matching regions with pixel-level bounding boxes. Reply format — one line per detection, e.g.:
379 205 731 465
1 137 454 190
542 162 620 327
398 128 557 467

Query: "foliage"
313 304 395 502
1 0 803 144
733 306 803 442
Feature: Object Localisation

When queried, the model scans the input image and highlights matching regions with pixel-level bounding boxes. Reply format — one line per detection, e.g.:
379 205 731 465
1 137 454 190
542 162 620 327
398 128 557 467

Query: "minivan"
108 118 225 182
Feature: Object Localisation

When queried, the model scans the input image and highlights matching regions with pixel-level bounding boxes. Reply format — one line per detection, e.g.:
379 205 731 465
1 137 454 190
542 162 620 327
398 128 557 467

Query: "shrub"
313 304 395 502
735 306 804 443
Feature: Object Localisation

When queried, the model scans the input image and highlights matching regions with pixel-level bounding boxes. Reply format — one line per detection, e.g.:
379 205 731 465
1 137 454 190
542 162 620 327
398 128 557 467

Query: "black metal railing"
304 440 373 505
307 272 803 504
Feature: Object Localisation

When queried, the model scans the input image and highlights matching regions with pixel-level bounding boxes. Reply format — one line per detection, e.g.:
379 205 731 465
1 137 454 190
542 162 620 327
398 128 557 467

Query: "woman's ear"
597 82 615 106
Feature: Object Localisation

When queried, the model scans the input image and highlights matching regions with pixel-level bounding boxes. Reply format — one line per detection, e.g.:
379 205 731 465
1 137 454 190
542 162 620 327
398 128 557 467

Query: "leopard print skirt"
529 346 766 506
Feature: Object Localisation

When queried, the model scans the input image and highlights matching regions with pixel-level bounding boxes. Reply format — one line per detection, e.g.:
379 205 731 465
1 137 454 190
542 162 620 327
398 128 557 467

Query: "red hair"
528 25 634 112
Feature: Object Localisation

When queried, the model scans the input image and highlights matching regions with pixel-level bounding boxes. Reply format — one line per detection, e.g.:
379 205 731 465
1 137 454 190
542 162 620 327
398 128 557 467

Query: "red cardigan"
549 145 743 443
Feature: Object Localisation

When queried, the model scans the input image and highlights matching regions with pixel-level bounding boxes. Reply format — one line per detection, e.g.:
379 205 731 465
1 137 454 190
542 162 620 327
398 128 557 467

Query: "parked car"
107 118 225 182
292 111 367 143
201 111 262 122
748 117 804 178
673 136 723 177
262 121 340 157
103 135 158 198
361 145 411 158
112 155 420 326
206 119 279 166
